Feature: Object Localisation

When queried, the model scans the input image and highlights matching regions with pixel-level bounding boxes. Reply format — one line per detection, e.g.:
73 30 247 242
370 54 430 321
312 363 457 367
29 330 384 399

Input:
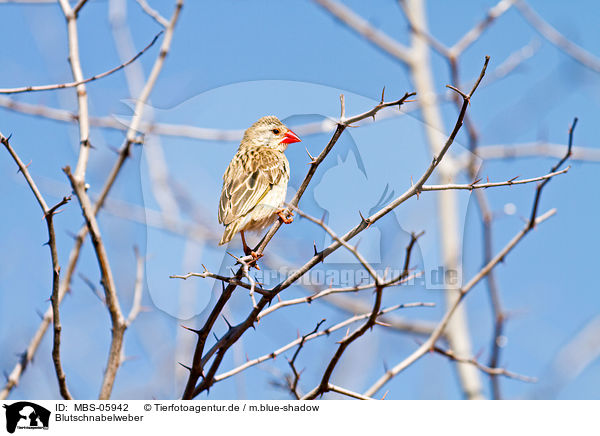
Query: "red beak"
280 129 301 144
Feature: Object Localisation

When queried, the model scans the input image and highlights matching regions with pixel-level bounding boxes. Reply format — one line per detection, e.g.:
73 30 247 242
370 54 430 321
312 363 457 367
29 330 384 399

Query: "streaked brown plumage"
218 116 301 254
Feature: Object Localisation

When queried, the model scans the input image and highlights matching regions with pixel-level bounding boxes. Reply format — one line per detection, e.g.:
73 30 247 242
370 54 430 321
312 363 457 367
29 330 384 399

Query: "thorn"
180 324 201 334
380 86 385 104
446 84 469 102
222 315 232 329
16 160 32 175
374 320 392 327
178 362 192 371
246 353 250 362
507 175 519 184
80 139 95 149
474 347 485 360
305 147 316 164
277 294 281 303
313 241 319 257
381 391 389 400
359 210 371 228
213 332 218 341
226 251 243 264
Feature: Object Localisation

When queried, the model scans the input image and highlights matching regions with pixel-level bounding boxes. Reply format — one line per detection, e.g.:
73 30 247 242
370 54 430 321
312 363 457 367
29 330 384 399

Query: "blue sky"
0 0 599 400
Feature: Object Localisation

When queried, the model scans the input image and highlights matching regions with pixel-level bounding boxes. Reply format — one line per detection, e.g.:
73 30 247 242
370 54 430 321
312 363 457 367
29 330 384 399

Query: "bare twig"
186 60 488 399
450 0 514 56
471 142 600 163
1 132 73 400
57 0 90 183
301 231 423 400
135 0 169 27
482 39 540 87
73 0 88 16
405 0 486 400
286 320 326 399
180 92 415 399
328 384 375 400
312 0 412 64
421 167 569 191
125 247 145 327
515 0 600 73
213 302 433 383
64 166 125 400
301 283 384 399
0 0 186 399
432 346 537 383
256 272 420 322
531 314 600 399
290 205 380 284
364 207 556 397
528 118 577 230
0 32 162 95
0 96 418 142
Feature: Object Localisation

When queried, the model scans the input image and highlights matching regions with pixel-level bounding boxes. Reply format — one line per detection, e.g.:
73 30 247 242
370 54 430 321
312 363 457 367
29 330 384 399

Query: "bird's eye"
272 129 280 135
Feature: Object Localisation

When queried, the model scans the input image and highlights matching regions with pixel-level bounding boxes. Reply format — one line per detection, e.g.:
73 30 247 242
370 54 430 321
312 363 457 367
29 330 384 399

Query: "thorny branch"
0 32 162 95
178 58 488 400
364 118 577 397
178 92 415 399
431 346 537 383
286 319 326 399
300 231 423 400
0 0 184 400
364 208 557 397
1 132 73 400
213 302 434 384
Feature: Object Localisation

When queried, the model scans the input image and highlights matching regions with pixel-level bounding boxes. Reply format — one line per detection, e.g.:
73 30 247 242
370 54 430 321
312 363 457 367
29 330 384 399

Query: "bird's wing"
218 148 287 225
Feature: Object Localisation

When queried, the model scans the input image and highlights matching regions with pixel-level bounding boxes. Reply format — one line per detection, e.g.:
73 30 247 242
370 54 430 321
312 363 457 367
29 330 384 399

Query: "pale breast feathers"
218 148 289 225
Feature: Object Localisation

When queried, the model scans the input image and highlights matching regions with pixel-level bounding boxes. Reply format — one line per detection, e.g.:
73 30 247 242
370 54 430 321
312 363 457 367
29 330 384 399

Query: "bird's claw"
277 209 294 224
242 249 263 270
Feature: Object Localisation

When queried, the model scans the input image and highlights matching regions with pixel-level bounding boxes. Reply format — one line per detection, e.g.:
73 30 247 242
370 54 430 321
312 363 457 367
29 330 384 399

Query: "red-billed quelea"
218 116 301 259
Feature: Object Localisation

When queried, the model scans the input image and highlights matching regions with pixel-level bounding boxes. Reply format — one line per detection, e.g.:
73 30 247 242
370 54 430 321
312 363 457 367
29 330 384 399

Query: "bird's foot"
276 209 294 224
243 247 263 269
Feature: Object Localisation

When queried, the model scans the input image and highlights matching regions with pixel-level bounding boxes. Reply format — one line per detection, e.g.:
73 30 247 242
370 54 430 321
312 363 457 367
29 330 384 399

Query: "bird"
218 116 301 260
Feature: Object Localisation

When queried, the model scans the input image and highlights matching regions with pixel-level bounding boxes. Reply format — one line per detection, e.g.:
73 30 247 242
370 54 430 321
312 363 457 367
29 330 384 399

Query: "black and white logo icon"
3 402 50 433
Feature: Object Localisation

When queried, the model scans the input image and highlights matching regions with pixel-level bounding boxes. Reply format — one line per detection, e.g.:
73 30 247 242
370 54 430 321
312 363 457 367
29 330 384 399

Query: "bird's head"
241 115 301 152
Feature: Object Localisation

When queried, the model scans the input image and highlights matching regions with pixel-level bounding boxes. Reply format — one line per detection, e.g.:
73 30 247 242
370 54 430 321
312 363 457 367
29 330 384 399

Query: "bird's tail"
219 221 242 246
